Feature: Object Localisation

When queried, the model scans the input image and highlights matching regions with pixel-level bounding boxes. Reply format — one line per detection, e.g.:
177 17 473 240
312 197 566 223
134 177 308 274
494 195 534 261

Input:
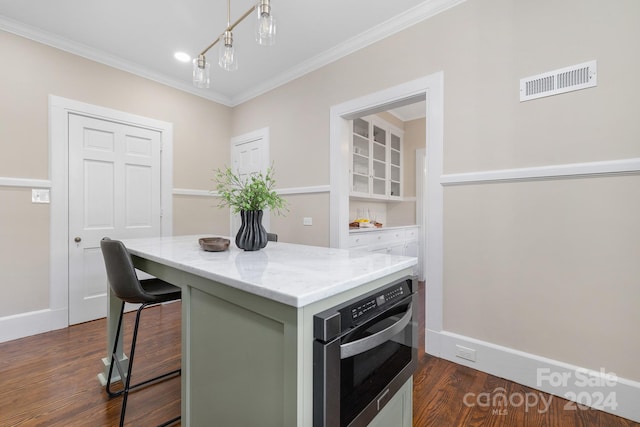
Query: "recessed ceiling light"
174 52 191 63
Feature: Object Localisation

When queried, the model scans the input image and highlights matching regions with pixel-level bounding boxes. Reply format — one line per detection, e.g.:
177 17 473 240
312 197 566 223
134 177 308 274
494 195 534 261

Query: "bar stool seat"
100 237 181 427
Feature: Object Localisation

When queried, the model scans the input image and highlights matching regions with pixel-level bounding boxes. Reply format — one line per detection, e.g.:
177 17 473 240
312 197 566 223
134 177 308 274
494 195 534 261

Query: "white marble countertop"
123 235 417 308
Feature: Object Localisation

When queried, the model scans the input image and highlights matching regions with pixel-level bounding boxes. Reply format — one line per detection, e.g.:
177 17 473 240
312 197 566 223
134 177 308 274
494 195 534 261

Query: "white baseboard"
427 329 640 423
0 308 68 343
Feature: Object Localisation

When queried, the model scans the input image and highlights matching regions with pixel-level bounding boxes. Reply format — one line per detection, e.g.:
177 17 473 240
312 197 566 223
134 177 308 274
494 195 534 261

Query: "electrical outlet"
32 189 50 204
303 217 313 226
455 345 476 362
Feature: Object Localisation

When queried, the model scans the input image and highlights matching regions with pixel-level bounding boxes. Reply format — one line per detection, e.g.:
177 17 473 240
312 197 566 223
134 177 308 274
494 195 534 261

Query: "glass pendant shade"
255 0 276 46
191 0 276 86
219 31 238 71
192 55 210 88
255 12 276 46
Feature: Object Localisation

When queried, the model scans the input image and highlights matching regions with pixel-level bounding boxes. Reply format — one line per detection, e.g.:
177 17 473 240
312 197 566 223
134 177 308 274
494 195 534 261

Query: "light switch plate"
303 217 313 226
32 188 50 204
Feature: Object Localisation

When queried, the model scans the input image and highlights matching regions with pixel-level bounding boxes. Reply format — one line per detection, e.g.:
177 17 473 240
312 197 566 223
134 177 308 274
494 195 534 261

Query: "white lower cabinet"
348 232 372 251
371 241 405 256
349 226 419 257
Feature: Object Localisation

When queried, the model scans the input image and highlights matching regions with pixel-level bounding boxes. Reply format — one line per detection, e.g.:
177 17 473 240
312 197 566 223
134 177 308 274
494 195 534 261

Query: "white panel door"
233 138 265 180
68 113 162 324
230 130 269 238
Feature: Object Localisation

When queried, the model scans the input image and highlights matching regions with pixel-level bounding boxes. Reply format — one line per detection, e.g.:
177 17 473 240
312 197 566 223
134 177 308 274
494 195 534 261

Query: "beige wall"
0 30 232 317
270 193 330 247
2 0 639 387
0 187 50 315
444 175 640 380
230 0 640 383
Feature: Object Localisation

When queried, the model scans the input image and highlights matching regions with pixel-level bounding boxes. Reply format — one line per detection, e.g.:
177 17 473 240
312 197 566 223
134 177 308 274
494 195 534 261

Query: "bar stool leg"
105 301 181 426
118 303 148 427
106 301 126 398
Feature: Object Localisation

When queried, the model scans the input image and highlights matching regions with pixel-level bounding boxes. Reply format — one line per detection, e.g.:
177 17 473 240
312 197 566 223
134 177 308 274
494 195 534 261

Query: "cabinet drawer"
371 241 405 255
405 227 419 241
348 233 373 248
371 229 405 245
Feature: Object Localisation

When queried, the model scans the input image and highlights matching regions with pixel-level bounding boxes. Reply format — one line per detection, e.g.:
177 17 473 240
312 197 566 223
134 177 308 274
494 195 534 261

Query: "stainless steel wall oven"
313 276 417 427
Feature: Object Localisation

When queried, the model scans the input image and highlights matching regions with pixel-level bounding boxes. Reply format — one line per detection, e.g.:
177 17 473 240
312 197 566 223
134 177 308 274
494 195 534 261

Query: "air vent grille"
520 60 597 102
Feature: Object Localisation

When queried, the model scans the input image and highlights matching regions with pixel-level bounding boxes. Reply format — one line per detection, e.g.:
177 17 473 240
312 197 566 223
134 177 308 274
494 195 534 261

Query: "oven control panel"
351 285 406 321
313 276 415 341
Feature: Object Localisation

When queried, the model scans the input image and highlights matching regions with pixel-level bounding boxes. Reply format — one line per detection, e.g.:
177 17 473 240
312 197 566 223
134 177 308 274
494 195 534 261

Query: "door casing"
328 73 444 353
49 95 173 326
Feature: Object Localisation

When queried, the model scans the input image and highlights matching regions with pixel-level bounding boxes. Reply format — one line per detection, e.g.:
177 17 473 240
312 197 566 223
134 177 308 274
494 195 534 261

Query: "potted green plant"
214 166 287 251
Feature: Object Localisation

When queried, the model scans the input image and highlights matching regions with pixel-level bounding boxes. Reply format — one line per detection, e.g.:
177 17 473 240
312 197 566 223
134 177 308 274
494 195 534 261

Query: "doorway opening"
328 73 444 354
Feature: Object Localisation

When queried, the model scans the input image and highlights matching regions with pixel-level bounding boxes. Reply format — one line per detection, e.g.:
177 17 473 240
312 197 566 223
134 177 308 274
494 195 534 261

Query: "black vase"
235 210 268 251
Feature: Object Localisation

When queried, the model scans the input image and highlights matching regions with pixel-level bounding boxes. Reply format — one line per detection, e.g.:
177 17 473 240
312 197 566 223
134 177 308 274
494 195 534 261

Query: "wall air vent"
520 60 597 102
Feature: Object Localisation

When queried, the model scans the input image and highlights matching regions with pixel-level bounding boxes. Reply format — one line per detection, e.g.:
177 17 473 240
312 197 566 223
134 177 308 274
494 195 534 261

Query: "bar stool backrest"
100 237 149 304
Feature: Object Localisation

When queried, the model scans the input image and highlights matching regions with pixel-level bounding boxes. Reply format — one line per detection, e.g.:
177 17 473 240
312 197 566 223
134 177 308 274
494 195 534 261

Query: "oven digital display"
348 284 408 322
350 299 377 320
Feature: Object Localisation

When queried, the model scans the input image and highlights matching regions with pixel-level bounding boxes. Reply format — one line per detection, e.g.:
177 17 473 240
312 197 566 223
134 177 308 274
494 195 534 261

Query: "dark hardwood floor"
0 293 636 426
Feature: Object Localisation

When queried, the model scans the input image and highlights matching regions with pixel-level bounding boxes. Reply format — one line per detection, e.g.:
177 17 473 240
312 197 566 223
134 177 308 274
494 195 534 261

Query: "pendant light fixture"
218 0 238 71
192 0 276 89
255 0 276 46
193 54 210 88
219 30 238 71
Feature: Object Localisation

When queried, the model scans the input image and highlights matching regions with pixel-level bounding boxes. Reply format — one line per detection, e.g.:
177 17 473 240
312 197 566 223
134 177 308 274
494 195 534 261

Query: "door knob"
74 237 82 243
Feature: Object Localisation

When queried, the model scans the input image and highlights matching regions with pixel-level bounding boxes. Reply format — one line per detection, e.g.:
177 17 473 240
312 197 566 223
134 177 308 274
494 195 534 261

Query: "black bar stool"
100 237 181 427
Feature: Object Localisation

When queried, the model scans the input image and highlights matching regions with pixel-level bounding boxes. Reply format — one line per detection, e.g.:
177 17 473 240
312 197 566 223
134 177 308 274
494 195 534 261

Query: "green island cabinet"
117 235 417 426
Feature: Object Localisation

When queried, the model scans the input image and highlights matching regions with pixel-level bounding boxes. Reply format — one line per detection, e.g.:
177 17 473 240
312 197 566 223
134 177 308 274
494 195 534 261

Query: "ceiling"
0 0 458 106
389 101 427 121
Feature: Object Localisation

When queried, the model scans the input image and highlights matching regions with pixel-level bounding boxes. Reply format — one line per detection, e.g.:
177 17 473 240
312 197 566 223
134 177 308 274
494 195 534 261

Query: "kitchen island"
102 235 417 426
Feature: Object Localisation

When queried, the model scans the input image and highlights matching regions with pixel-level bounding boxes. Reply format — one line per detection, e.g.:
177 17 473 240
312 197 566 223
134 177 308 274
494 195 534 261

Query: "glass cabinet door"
390 131 401 197
352 118 371 194
350 117 403 199
372 124 386 196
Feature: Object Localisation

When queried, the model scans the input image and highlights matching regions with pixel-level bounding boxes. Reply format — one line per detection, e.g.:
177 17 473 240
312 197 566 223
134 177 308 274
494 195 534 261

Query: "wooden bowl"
199 237 230 252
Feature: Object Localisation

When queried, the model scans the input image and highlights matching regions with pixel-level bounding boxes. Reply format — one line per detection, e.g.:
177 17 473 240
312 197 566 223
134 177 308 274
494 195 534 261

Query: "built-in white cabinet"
403 227 419 257
349 226 419 258
351 116 403 200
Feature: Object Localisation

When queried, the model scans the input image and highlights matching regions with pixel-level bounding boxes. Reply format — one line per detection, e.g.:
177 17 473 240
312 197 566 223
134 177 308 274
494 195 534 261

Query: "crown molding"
230 0 466 106
1 0 465 108
0 15 233 106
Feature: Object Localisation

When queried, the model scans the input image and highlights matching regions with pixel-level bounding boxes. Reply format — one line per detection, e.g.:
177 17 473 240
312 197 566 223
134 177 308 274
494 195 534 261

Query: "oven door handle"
340 302 413 359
